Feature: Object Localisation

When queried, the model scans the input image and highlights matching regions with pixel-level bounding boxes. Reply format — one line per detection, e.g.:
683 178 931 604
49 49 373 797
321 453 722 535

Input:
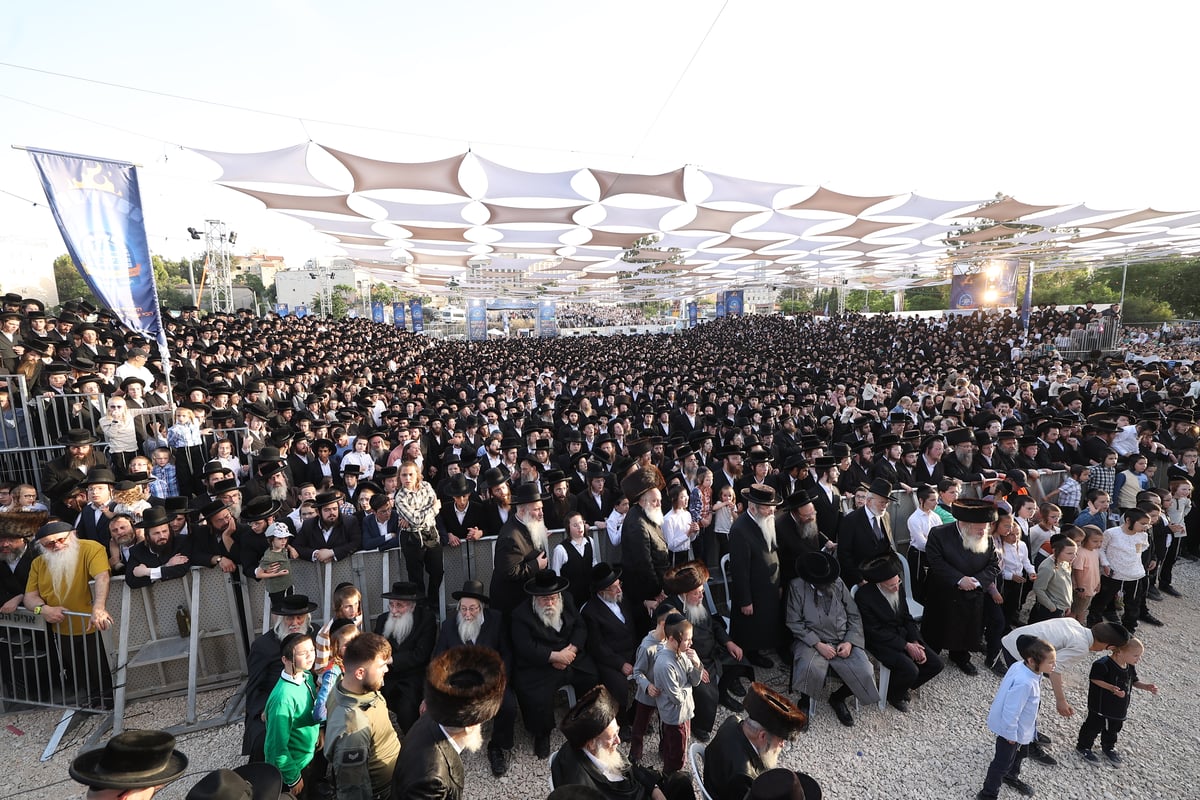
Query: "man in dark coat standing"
509 570 598 759
619 469 670 634
728 485 783 669
921 498 1002 676
374 580 437 732
775 489 834 587
489 482 550 617
702 681 821 800
837 477 898 588
581 562 639 735
431 580 519 777
856 556 944 712
392 645 506 800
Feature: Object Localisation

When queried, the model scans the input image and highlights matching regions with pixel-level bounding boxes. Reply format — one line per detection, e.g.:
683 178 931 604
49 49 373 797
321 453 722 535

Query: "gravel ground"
5 558 1198 800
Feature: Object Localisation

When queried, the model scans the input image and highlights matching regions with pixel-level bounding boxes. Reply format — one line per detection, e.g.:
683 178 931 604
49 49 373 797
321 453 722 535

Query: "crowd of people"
555 303 653 329
0 287 1196 799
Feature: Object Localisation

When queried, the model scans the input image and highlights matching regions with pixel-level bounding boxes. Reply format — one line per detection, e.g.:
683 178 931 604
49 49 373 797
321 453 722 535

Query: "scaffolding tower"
205 220 235 314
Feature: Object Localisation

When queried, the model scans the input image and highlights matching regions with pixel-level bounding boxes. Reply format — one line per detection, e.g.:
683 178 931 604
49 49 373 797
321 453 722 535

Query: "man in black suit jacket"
392 645 506 800
124 508 195 589
856 557 943 712
361 492 401 551
436 475 487 547
837 478 899 588
489 483 550 616
431 580 518 777
580 563 639 732
575 465 613 525
809 457 843 544
294 491 361 563
374 581 437 733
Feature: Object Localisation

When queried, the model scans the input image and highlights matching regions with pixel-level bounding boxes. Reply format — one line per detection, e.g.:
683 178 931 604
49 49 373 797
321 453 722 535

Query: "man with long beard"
41 428 107 489
619 470 670 634
23 521 114 709
921 498 1002 677
125 508 193 589
510 570 598 759
391 645 506 800
552 684 695 800
728 485 784 670
542 470 577 531
432 580 519 777
373 581 435 733
775 490 834 587
323 632 401 800
489 482 550 616
702 682 821 800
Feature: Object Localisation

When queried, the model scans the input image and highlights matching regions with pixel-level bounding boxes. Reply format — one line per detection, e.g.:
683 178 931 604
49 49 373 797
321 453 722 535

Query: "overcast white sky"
2 0 1195 289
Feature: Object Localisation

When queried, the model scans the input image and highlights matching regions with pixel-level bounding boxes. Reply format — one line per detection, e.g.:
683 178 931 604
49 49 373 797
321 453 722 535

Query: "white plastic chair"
899 555 924 621
548 749 558 790
689 741 714 800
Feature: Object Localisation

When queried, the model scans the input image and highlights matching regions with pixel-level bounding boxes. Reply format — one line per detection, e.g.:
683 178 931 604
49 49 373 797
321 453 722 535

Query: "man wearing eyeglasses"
23 520 115 710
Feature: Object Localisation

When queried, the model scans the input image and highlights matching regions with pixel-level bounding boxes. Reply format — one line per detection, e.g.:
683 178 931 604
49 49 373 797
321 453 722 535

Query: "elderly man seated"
551 685 695 800
510 570 598 759
785 550 880 727
855 556 944 712
702 682 821 800
373 580 436 733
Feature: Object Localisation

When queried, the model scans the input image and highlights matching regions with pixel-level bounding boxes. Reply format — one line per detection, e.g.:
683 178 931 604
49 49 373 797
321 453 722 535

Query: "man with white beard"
489 482 551 616
510 570 598 759
552 685 695 800
619 470 670 634
702 682 821 800
581 563 639 739
728 485 784 671
392 645 506 800
921 498 1002 677
432 580 519 777
373 581 436 733
243 594 317 760
23 520 114 709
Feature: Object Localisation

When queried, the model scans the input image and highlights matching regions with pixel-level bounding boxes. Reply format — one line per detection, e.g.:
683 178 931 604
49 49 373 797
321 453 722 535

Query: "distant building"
232 249 287 286
275 265 371 315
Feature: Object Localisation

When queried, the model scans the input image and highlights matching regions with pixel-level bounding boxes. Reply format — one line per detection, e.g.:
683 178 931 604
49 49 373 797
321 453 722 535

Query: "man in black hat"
553 684 694 800
294 490 361 564
577 461 615 526
243 593 317 760
0 310 23 373
437 473 486 548
921 498 1002 676
70 729 189 799
581 562 639 737
702 682 820 800
0 511 44 697
431 580 519 777
490 481 551 616
619 469 670 634
186 764 285 800
374 580 436 732
856 556 944 712
729 485 784 670
24 520 115 709
786 550 880 726
125 507 194 589
836 477 898 588
510 570 599 759
41 429 108 498
392 645 506 800
775 490 833 588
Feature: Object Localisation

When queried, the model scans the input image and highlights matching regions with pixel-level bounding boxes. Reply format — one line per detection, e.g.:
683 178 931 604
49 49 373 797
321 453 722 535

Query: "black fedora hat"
382 581 424 601
524 570 570 596
779 489 814 513
445 474 476 497
510 482 549 506
69 729 188 790
865 477 894 500
950 498 999 524
589 562 623 594
271 594 317 616
452 580 490 605
240 495 282 522
58 428 99 447
82 468 118 486
796 550 840 586
187 764 284 800
135 507 172 530
164 496 192 517
482 467 510 490
741 483 783 506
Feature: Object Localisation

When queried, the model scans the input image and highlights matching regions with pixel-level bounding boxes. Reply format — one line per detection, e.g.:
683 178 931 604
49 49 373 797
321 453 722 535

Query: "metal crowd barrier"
0 607 116 760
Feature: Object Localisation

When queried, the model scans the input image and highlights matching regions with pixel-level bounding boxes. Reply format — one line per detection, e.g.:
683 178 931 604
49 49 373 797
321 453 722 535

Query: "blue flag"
27 147 169 363
410 299 424 332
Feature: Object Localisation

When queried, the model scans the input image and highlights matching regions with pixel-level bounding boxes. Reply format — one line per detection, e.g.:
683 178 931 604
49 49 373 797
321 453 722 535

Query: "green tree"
904 285 950 311
52 254 99 310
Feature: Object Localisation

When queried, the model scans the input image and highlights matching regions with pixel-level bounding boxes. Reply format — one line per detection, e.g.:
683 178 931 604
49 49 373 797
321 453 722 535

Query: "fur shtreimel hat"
424 645 507 728
559 685 617 748
743 682 808 740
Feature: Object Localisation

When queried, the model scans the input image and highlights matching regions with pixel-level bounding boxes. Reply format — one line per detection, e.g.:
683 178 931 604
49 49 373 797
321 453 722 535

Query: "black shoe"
887 696 910 713
1036 731 1052 745
719 692 744 713
488 747 509 777
1028 745 1058 766
1103 749 1123 764
728 679 748 697
829 697 854 727
1161 585 1183 598
1002 775 1036 796
1179 552 1199 562
693 728 711 743
747 651 774 669
1147 586 1163 601
1077 748 1100 764
534 735 551 760
1139 612 1165 627
954 658 978 676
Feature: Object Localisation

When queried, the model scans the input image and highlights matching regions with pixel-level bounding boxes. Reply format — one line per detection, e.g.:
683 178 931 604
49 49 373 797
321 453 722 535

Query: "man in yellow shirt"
24 520 114 709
